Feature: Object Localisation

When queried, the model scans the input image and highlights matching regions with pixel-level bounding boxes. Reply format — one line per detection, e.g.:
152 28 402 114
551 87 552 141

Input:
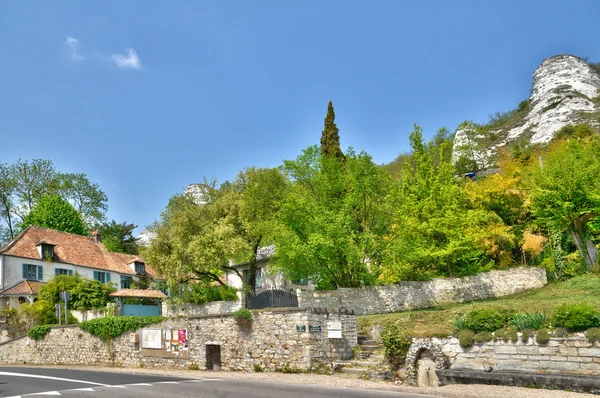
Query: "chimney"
91 230 102 243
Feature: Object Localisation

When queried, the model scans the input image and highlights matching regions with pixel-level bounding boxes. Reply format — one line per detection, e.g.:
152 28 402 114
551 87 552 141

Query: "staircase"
336 333 392 380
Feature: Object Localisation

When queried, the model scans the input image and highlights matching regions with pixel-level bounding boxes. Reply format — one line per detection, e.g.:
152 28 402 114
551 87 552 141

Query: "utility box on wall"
130 333 139 344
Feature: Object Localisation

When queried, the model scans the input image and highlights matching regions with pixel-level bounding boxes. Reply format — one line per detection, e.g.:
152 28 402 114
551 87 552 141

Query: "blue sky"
1 0 599 234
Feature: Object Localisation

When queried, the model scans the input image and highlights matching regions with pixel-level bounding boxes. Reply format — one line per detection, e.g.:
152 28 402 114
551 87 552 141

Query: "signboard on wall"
327 321 342 339
141 328 162 349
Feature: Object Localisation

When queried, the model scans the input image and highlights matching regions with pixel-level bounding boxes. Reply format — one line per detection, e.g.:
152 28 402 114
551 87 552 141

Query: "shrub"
451 314 467 332
474 331 493 343
464 308 512 332
253 364 264 372
509 313 548 330
79 316 164 340
494 327 518 342
233 308 253 328
27 325 51 340
520 329 533 343
553 327 569 337
552 304 600 331
381 320 412 368
188 362 200 371
183 285 238 305
458 330 474 348
586 328 600 344
536 328 550 345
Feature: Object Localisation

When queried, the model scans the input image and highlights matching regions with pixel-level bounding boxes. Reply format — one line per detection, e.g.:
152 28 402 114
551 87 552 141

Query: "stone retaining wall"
0 308 357 372
411 332 600 378
161 300 242 317
298 267 547 315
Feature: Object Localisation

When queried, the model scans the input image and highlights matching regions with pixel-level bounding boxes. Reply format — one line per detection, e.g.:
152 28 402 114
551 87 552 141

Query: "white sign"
327 321 342 339
142 328 162 349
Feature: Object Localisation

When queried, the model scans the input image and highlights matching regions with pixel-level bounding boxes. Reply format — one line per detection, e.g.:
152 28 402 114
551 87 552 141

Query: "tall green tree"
273 146 393 289
58 173 108 226
528 138 600 268
144 168 287 295
0 159 108 243
21 194 88 235
0 163 17 241
385 125 501 281
320 101 345 160
12 159 57 221
97 220 139 254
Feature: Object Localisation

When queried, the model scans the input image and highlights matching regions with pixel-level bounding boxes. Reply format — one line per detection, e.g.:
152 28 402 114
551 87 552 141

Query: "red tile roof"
0 226 159 278
109 289 167 298
0 280 46 296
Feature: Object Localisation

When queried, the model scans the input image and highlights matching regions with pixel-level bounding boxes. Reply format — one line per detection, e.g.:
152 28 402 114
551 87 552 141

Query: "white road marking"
0 371 108 386
129 383 153 386
202 378 223 381
31 392 61 396
105 385 127 388
70 388 95 391
155 381 179 384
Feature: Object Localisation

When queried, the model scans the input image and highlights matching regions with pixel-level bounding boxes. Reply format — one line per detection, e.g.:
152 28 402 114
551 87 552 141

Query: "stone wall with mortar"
298 267 547 315
0 308 357 371
186 307 356 372
161 300 242 318
411 332 600 377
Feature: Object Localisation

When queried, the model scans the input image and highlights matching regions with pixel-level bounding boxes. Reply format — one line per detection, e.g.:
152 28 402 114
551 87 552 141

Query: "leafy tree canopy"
21 194 88 235
97 220 139 254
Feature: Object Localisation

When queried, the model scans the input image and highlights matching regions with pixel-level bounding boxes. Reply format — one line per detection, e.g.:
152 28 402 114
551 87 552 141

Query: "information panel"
327 321 342 339
141 328 162 349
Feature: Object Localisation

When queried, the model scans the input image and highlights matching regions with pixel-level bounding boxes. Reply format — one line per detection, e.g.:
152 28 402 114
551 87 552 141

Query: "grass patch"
357 274 600 337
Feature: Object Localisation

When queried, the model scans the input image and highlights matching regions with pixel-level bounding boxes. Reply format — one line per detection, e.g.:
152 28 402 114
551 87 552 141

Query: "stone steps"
337 334 391 380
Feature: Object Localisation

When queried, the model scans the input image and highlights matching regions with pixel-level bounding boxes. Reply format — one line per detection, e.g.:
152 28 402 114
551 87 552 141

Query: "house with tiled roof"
0 226 160 309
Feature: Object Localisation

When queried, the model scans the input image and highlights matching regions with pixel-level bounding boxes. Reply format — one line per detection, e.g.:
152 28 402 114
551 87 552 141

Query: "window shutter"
93 271 99 281
68 270 73 276
37 265 43 281
55 268 60 276
22 264 27 279
106 273 111 283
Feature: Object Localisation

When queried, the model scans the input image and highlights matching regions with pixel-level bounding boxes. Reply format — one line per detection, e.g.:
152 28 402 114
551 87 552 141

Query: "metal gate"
247 289 298 309
122 304 161 316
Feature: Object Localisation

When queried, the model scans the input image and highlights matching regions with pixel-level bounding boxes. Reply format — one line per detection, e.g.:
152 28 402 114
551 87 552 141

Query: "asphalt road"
0 367 432 398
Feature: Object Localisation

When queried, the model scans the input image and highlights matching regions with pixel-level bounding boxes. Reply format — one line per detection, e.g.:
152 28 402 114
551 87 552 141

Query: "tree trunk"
569 219 598 269
247 238 262 297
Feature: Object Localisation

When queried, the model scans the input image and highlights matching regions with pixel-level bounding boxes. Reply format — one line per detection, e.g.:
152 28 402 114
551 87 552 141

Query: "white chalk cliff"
453 55 600 164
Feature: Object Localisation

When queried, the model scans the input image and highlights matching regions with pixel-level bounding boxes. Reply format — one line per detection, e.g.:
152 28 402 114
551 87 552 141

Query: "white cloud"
64 36 85 62
111 48 142 70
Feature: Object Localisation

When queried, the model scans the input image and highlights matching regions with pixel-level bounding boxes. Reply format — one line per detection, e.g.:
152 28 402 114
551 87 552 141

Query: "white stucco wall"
225 260 314 291
0 255 119 292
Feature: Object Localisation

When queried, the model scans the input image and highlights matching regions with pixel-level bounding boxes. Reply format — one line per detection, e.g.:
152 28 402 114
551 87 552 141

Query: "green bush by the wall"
552 304 600 331
27 325 51 340
78 316 164 340
458 330 475 348
464 308 512 332
381 320 412 368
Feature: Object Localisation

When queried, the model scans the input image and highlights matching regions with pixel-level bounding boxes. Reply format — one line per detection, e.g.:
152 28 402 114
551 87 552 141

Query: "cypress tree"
320 101 345 159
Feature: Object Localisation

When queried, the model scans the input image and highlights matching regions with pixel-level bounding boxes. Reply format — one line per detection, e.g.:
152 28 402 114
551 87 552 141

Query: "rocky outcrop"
510 55 600 144
453 55 600 165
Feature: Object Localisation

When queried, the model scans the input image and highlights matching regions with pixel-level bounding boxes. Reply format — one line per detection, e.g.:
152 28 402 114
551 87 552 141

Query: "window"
256 268 262 289
134 261 146 275
121 275 132 289
242 269 262 288
55 268 73 276
18 296 27 304
93 271 111 284
40 244 55 261
292 276 309 286
22 264 43 281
